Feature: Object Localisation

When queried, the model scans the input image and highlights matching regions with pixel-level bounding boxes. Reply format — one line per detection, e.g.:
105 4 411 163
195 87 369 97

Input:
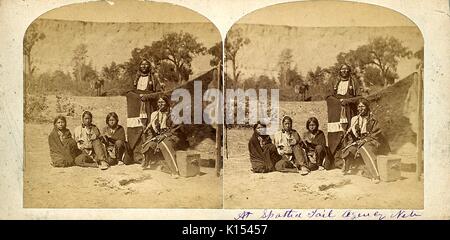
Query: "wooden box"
377 155 402 182
199 159 215 168
176 151 200 177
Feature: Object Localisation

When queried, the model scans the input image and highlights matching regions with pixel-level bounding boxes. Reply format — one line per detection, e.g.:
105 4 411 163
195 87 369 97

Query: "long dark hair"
105 112 119 125
306 117 319 132
81 111 93 127
281 116 293 124
357 98 371 113
53 115 67 127
253 121 267 132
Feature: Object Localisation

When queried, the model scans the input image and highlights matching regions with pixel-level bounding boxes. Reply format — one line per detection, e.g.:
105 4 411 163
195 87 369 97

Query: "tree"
24 24 46 90
257 75 278 90
284 68 304 87
306 66 327 85
208 42 222 67
121 46 153 85
365 36 412 86
225 27 250 86
414 47 424 72
277 48 294 87
333 36 412 87
101 61 121 83
72 44 89 82
121 32 206 84
150 32 206 82
363 66 384 86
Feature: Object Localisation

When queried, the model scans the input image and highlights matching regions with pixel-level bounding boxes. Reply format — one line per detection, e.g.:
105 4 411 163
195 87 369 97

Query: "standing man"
326 64 362 168
126 59 164 164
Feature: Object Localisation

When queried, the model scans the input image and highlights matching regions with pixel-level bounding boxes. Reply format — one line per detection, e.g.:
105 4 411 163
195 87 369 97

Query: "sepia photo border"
0 0 449 219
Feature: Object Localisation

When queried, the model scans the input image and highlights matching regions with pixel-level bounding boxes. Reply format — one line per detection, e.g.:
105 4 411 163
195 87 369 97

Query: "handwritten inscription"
391 210 421 219
235 209 421 220
260 209 303 220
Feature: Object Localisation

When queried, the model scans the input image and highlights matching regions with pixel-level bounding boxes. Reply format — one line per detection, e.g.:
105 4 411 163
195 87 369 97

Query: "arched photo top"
23 1 223 209
225 0 423 93
223 1 424 210
236 0 421 28
23 0 222 95
38 0 212 23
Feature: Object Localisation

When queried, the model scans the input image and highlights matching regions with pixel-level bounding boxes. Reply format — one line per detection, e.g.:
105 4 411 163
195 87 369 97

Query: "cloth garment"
142 136 179 175
102 125 131 165
341 113 391 179
48 128 80 167
136 75 151 91
301 130 333 170
141 108 180 175
126 90 158 154
149 110 170 136
73 125 107 165
326 77 361 165
336 80 350 96
273 129 307 169
73 139 108 167
248 132 281 173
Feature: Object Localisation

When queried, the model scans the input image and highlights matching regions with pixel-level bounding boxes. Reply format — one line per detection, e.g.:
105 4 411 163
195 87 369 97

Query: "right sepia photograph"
223 0 423 209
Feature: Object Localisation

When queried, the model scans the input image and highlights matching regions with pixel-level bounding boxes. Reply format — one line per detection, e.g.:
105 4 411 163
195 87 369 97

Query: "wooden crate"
377 155 402 182
176 151 200 177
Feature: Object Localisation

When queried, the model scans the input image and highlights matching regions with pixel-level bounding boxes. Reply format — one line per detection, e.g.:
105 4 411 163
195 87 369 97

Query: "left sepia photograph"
23 0 223 208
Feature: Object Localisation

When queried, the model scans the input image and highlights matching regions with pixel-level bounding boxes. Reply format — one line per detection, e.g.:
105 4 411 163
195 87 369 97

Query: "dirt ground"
224 101 423 209
23 96 222 208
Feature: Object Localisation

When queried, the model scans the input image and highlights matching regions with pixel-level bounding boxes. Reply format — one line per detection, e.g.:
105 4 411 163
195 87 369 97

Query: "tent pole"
215 63 223 177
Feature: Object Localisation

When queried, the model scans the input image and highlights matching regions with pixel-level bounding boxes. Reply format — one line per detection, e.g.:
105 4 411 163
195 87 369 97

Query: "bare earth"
24 96 222 208
224 101 423 209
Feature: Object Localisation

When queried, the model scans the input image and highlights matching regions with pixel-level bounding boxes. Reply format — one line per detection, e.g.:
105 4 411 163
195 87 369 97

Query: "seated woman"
301 117 333 171
273 116 310 175
101 112 132 165
248 121 281 173
73 111 109 170
48 115 80 167
141 96 180 178
341 98 390 182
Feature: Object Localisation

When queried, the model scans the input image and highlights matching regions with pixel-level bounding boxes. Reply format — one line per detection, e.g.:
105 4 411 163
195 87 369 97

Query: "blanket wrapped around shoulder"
326 95 346 155
126 90 161 150
48 128 78 167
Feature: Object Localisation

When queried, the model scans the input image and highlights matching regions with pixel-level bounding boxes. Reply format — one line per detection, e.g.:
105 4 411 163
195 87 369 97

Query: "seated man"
141 96 180 178
341 98 390 183
273 116 310 175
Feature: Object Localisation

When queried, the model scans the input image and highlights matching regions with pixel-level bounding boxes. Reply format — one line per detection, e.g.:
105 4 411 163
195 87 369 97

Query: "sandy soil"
23 96 222 208
224 101 423 209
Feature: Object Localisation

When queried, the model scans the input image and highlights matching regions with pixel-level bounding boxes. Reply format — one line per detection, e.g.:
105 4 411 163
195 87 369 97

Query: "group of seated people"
48 58 182 177
48 96 180 177
248 98 389 183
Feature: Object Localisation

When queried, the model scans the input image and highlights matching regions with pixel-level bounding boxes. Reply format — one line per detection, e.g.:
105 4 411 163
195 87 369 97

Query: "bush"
56 95 75 117
24 95 50 123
